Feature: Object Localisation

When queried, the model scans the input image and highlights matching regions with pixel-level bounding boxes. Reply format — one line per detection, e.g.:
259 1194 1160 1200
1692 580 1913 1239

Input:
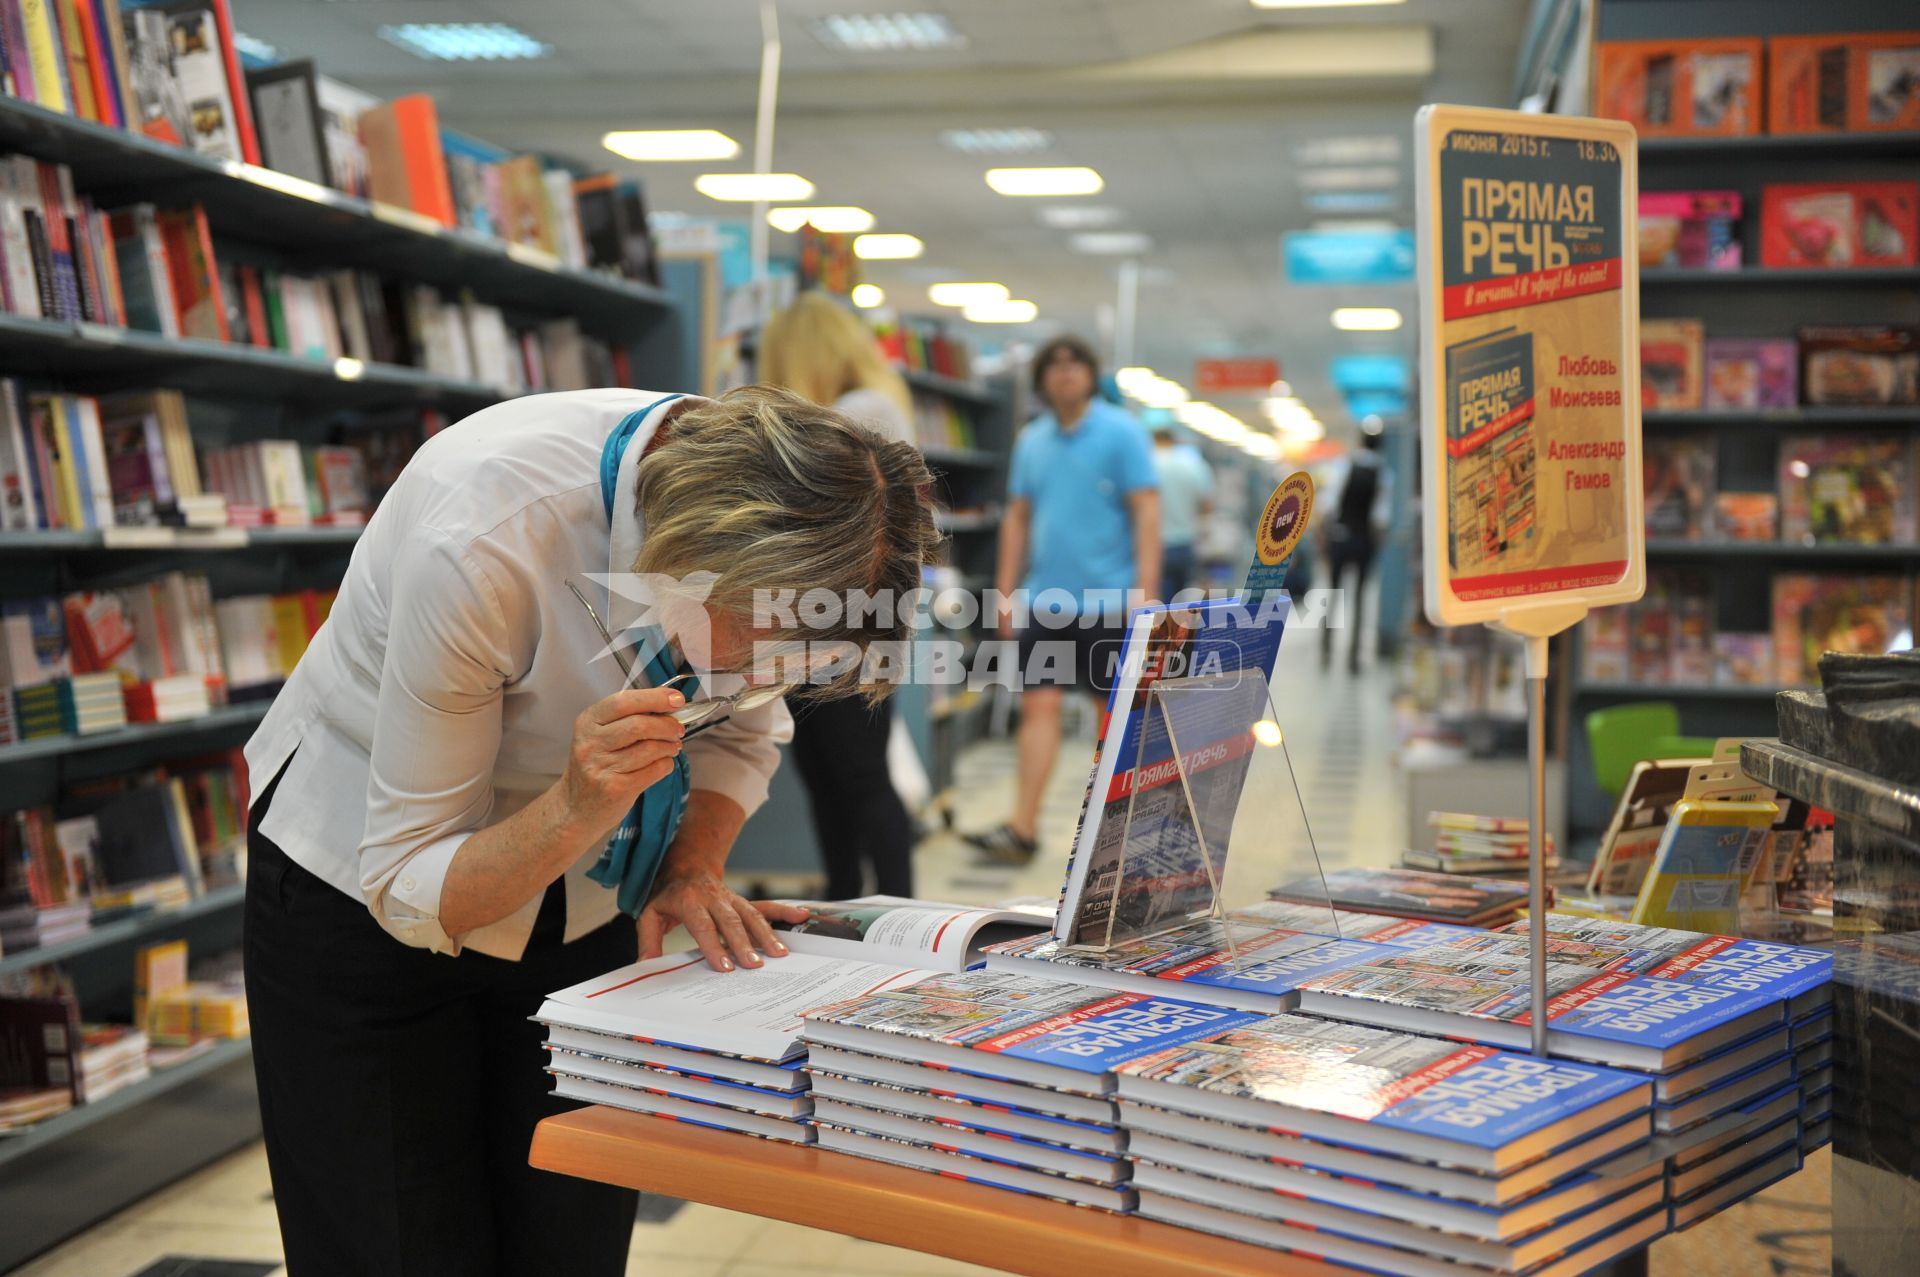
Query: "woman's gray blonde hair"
633 385 942 701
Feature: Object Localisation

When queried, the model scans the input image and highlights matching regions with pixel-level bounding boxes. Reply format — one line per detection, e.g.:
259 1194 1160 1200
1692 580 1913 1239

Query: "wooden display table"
529 1105 1340 1277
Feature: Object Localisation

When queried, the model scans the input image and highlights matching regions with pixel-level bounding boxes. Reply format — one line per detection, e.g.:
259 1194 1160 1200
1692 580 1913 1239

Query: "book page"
539 950 926 1061
776 897 1050 972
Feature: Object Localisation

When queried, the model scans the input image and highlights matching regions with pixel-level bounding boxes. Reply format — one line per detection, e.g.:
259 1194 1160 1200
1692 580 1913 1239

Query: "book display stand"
1080 669 1336 957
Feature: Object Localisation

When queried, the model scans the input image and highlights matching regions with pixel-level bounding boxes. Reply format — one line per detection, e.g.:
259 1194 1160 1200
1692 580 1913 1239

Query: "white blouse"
244 389 791 961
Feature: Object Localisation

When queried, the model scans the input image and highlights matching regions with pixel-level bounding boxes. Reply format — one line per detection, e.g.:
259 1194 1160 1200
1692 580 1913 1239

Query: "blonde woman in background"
759 291 920 899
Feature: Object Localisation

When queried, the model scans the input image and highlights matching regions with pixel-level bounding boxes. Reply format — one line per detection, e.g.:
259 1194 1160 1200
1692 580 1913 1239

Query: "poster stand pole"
1524 635 1550 1058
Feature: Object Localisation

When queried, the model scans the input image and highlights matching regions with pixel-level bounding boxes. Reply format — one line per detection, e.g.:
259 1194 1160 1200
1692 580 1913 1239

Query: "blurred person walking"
1149 422 1214 599
967 336 1160 865
1321 428 1389 673
758 292 919 898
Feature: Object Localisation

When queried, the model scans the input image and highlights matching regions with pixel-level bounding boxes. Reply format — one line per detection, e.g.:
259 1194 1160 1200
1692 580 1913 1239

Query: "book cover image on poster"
1425 114 1634 616
1445 327 1539 576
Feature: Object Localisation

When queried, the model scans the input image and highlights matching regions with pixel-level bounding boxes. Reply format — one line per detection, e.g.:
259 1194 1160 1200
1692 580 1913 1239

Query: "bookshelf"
0 51 684 1268
1568 0 1920 838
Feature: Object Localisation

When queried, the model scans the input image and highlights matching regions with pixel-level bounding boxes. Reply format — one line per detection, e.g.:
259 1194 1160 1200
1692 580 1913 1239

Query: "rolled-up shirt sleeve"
358 526 511 954
682 688 792 817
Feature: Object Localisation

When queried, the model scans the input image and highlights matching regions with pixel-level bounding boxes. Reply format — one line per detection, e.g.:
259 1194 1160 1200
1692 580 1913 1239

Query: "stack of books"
63 671 127 735
1404 812 1558 877
537 900 1057 1147
1269 867 1534 928
0 1086 72 1132
75 1024 150 1103
1660 1081 1803 1232
800 971 1259 1211
1793 1006 1834 1153
1115 1012 1668 1276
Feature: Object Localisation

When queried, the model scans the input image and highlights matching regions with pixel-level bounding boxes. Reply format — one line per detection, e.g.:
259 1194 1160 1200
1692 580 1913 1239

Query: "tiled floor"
12 634 1831 1275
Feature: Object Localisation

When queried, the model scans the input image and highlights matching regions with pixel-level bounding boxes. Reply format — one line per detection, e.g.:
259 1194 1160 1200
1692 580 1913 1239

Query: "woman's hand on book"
558 687 686 835
639 871 809 972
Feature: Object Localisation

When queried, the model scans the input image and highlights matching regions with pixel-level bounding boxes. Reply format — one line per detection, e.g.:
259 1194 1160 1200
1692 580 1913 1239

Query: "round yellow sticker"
1255 472 1315 566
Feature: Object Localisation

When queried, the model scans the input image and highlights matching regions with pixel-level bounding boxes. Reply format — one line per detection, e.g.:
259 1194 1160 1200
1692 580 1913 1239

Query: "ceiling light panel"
813 13 966 51
1251 1 1405 9
853 233 925 260
929 282 1009 307
851 284 885 308
766 207 876 233
963 299 1039 323
602 130 740 162
940 128 1053 155
1332 307 1404 331
1039 206 1122 229
694 173 816 201
1298 166 1401 191
986 167 1104 197
1307 190 1399 213
1070 232 1153 255
1295 134 1402 165
378 23 550 62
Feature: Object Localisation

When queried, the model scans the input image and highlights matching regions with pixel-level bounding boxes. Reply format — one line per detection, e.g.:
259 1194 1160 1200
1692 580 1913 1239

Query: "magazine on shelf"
1137 1187 1669 1277
805 1070 1126 1153
1117 1101 1651 1207
810 1097 1128 1184
1586 758 1705 898
1053 596 1291 948
798 970 1261 1095
1108 1011 1650 1172
814 1124 1136 1212
801 1043 1117 1125
768 895 1050 970
1268 867 1531 926
1128 1152 1663 1257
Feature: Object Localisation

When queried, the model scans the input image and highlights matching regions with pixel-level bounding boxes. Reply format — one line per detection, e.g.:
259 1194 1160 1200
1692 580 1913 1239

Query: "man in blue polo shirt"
967 335 1160 865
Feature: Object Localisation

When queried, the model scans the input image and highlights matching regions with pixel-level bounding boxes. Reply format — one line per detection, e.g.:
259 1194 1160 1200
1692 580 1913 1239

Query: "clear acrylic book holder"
1066 664 1337 957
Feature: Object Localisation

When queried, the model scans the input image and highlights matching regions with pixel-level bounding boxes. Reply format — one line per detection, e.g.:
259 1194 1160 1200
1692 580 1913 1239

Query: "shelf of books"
0 3 682 1261
1574 6 1920 832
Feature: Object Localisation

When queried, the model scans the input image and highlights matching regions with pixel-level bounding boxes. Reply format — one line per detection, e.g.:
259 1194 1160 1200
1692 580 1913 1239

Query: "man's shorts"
1014 614 1132 697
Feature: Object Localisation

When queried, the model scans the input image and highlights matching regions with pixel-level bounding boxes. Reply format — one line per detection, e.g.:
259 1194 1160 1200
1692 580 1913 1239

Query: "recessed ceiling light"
233 32 280 61
602 130 740 162
1039 206 1122 229
854 233 925 260
378 23 550 62
766 206 876 233
1332 307 1403 331
1299 166 1400 191
1306 190 1399 213
963 298 1038 323
1070 231 1153 255
1295 134 1402 165
930 282 1008 307
693 173 816 202
986 167 1103 197
813 13 966 51
940 128 1053 154
851 284 886 308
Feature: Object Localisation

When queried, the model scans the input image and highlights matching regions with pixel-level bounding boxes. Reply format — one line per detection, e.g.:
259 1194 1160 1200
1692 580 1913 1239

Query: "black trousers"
788 694 914 900
244 764 638 1276
1323 531 1378 668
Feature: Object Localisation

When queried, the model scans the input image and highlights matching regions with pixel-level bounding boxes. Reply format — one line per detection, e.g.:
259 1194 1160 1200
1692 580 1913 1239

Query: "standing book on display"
1052 595 1291 949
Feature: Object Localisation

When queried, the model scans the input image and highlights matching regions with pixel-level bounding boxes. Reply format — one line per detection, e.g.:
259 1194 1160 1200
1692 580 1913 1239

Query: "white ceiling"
234 0 1531 425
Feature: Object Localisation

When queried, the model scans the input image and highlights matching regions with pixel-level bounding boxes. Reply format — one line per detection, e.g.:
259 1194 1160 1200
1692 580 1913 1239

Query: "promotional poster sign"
1416 105 1645 629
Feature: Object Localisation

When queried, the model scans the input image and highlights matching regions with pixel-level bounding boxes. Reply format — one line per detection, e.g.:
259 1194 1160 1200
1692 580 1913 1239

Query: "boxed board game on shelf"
1581 565 1914 689
0 5 662 285
1642 321 1919 412
1598 29 1920 138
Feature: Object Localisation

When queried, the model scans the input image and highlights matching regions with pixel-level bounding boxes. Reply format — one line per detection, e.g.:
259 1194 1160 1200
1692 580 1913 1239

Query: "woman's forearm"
437 782 605 938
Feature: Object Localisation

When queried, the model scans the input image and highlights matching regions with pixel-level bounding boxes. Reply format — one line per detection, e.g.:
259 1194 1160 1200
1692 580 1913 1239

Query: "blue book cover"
1113 1012 1649 1155
801 970 1261 1083
1502 916 1832 1010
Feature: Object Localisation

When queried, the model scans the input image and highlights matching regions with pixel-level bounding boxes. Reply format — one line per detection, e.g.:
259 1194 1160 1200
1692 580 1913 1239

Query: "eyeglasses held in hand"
564 577 793 737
